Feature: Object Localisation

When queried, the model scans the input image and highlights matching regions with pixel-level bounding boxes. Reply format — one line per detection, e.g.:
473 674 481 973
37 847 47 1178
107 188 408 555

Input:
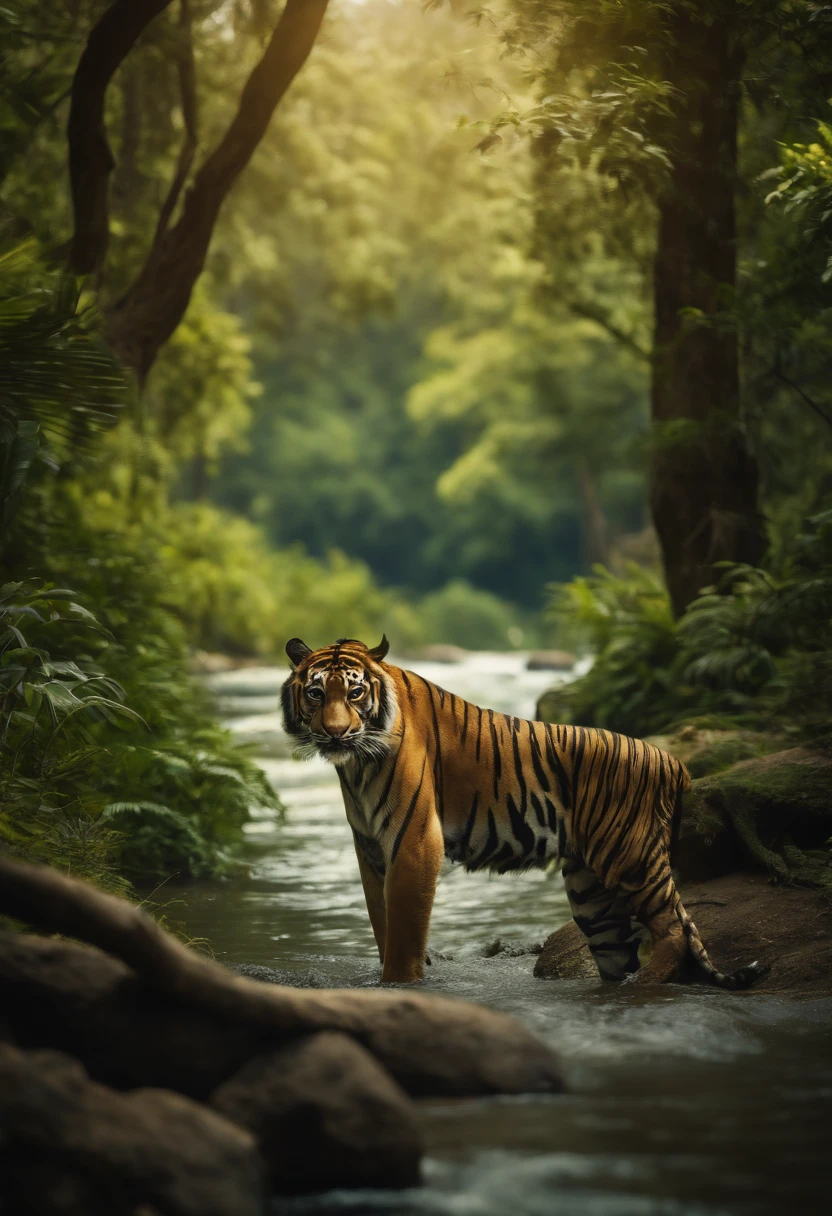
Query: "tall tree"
67 0 329 383
510 0 820 613
648 3 763 615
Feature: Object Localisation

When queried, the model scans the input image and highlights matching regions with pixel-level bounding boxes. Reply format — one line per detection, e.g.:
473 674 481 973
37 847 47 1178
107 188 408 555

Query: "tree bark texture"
650 6 765 617
68 0 173 276
105 0 329 383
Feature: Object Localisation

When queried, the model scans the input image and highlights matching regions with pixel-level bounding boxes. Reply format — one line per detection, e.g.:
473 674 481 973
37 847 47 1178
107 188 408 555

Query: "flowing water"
175 653 832 1216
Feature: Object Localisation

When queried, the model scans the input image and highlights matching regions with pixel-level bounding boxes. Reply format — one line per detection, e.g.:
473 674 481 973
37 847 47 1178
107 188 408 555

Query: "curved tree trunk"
105 0 329 384
67 0 329 385
650 6 765 617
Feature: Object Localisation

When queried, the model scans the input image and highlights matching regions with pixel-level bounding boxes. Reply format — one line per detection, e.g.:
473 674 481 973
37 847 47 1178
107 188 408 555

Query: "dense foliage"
0 248 283 889
1 0 831 893
547 505 832 742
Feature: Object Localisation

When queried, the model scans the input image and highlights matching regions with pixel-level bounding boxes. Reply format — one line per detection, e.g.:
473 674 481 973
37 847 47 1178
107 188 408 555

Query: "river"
176 651 832 1216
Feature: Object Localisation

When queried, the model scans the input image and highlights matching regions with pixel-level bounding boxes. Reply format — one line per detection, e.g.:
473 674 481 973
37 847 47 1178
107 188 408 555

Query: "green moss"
716 749 832 813
686 748 832 893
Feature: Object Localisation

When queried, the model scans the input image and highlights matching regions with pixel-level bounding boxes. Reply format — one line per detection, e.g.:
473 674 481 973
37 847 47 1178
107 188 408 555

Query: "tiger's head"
280 635 397 766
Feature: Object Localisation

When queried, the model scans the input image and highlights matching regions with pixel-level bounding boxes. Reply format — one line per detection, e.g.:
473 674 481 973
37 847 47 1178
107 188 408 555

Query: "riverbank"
535 872 832 997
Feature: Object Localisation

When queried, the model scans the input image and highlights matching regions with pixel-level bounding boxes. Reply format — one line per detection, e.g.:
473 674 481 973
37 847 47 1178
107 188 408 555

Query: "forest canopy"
1 0 831 887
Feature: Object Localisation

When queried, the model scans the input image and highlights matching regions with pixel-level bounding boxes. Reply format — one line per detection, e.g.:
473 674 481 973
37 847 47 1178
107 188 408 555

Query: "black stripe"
461 699 470 746
390 755 427 863
372 737 401 822
511 727 527 816
478 808 499 863
458 790 479 858
556 812 568 858
583 732 619 841
544 795 559 835
543 723 571 807
488 710 501 799
627 870 666 914
530 790 546 828
507 792 535 853
415 674 445 824
565 883 609 908
491 842 516 867
475 706 483 761
401 670 417 707
571 728 587 806
528 722 550 793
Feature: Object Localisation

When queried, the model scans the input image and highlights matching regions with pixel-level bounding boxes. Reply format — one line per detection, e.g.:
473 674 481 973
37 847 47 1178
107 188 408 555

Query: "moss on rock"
684 748 832 895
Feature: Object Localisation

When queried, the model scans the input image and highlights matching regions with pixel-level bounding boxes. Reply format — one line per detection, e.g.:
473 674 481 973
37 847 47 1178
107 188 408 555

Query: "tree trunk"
105 0 329 383
68 0 173 276
649 6 764 618
577 464 608 567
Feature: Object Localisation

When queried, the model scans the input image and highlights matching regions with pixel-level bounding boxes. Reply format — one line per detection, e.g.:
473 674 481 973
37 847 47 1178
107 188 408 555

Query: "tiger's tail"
673 892 770 990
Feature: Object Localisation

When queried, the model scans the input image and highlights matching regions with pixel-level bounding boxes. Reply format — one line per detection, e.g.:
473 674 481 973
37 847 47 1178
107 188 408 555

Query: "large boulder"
414 644 468 664
0 1044 264 1216
211 1032 422 1194
0 930 563 1099
535 873 832 997
0 933 269 1099
0 856 564 1102
526 650 576 672
675 745 832 889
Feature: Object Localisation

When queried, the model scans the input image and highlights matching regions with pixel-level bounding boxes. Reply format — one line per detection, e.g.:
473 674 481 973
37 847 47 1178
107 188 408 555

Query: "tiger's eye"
306 685 323 702
348 685 365 700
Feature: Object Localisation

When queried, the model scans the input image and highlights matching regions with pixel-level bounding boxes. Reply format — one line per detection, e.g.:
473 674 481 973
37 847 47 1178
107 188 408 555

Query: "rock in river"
211 1031 422 1194
526 649 576 671
0 1043 264 1216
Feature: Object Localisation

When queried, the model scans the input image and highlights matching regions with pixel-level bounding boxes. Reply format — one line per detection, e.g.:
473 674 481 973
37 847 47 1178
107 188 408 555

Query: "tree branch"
152 0 198 246
68 0 173 276
545 283 651 361
768 363 832 430
108 0 330 381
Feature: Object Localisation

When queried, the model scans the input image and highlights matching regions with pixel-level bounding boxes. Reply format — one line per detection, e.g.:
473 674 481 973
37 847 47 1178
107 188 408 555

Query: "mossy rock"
647 726 783 778
683 748 832 895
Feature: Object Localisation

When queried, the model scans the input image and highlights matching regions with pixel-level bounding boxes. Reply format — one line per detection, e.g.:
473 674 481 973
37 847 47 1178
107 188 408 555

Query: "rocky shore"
0 857 563 1215
535 872 832 996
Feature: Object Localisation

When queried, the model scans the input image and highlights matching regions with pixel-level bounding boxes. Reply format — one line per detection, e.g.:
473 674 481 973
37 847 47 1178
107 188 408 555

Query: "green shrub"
544 505 832 740
415 578 528 650
545 563 684 735
0 571 281 889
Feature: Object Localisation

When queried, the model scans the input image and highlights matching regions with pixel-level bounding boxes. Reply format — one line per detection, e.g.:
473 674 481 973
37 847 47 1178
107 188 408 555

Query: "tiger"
281 635 769 989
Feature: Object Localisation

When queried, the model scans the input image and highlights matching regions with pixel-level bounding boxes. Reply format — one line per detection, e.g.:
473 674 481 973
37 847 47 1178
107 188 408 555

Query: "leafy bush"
545 506 832 740
0 241 125 533
415 578 530 651
545 564 684 735
0 576 280 888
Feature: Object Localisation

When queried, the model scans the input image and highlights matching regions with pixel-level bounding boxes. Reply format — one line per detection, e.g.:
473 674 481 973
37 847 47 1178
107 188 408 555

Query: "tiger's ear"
286 638 313 668
369 634 389 662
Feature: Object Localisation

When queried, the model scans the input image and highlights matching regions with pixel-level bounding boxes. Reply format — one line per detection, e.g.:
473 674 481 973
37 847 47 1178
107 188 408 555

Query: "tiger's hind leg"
562 860 651 982
614 856 689 984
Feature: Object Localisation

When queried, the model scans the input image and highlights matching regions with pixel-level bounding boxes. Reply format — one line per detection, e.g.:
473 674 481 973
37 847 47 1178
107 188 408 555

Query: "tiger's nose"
322 720 350 738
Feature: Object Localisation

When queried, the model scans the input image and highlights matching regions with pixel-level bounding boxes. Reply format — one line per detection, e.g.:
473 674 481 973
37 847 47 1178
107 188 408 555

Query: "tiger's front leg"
381 807 444 984
355 845 386 965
